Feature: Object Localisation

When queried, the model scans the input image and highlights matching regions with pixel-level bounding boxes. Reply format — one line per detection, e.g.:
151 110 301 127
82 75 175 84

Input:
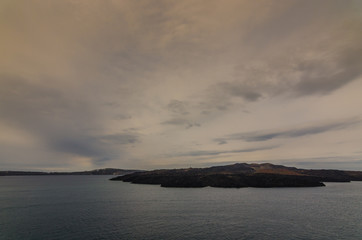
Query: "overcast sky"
1 0 362 171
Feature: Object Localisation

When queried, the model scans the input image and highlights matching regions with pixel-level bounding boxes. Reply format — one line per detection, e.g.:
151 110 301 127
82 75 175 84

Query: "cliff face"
110 163 362 188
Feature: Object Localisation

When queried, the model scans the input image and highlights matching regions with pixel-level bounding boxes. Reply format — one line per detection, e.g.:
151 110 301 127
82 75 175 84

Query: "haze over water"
1 176 361 240
1 0 362 171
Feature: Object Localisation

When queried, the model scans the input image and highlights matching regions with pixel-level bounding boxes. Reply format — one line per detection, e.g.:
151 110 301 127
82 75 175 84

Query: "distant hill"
110 163 362 188
0 168 142 176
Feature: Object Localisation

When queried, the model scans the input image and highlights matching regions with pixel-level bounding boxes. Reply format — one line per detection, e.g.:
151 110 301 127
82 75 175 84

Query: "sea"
0 175 361 240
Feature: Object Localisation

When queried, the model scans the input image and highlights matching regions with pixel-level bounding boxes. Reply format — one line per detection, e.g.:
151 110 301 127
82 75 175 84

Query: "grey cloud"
51 137 105 159
162 118 189 125
214 138 228 145
0 75 139 165
219 82 262 101
209 43 362 108
243 0 347 48
167 100 189 115
0 75 71 128
216 139 228 145
103 102 120 107
101 133 139 144
201 110 211 115
222 118 361 142
50 132 139 163
197 96 232 114
201 2 362 109
162 118 201 129
0 75 96 141
294 48 362 96
114 114 132 120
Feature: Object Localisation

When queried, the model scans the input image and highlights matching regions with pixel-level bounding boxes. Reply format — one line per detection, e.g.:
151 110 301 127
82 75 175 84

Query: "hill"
110 163 362 188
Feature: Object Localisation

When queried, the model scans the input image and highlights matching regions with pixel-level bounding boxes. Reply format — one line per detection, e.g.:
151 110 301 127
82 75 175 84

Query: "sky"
1 0 362 171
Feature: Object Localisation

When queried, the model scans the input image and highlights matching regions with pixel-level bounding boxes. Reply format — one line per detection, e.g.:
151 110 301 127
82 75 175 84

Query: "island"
0 168 141 176
109 163 362 188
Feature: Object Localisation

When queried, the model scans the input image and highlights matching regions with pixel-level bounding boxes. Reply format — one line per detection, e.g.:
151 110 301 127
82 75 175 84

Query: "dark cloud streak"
172 146 278 157
217 118 361 143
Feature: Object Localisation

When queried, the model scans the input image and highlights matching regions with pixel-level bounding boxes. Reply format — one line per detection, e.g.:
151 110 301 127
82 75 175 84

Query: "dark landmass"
0 168 142 176
110 163 362 188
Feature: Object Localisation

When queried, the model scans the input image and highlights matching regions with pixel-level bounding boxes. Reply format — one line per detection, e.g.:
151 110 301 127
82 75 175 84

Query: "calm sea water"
0 175 361 240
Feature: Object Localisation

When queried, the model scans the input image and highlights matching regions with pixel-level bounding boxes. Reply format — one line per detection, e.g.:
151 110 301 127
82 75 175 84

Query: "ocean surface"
0 175 361 240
